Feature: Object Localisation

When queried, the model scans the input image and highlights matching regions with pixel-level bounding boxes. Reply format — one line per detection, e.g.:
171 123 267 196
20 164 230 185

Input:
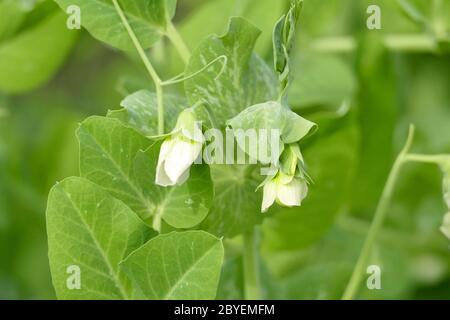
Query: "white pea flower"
261 171 308 213
155 109 204 187
440 212 450 241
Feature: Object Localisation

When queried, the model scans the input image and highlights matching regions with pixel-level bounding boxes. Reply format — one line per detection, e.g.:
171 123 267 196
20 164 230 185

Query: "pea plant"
44 0 450 300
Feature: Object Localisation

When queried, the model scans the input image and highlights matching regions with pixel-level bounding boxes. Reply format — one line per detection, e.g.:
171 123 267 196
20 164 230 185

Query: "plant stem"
243 228 261 300
309 34 437 53
166 21 191 65
112 0 165 135
404 153 448 165
342 125 415 300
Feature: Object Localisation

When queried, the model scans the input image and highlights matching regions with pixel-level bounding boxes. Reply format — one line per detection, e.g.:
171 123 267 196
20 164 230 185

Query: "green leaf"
47 177 154 299
77 116 154 220
120 230 224 299
107 90 186 136
200 165 263 238
228 101 316 164
185 17 278 128
0 10 77 94
78 116 213 228
53 0 177 51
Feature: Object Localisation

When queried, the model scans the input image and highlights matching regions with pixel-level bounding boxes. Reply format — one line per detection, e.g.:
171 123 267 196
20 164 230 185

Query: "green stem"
404 153 448 165
243 228 261 300
166 21 191 65
156 84 164 135
112 0 165 135
342 125 415 300
309 34 437 53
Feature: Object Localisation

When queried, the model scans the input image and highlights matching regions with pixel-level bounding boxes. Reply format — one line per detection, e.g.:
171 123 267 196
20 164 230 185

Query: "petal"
182 123 204 143
299 180 309 202
155 139 176 186
278 171 294 184
176 168 191 186
276 178 302 207
261 180 277 213
164 138 202 184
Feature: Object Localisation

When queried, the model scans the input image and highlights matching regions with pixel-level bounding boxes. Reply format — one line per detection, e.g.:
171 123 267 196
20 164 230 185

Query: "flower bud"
261 171 308 213
155 109 204 187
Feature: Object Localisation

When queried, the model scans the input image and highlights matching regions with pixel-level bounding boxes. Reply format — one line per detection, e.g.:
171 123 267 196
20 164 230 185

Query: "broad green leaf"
107 90 186 136
120 230 224 299
78 116 213 228
184 17 278 128
47 177 154 299
228 101 317 164
0 10 77 94
262 115 358 250
54 0 177 51
77 116 154 219
200 165 263 238
133 144 213 229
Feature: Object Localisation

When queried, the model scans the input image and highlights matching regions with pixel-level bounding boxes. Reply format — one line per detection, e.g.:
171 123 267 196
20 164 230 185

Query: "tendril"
161 55 228 87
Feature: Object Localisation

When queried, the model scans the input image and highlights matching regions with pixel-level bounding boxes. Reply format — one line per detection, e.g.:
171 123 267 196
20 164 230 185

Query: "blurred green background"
0 0 449 299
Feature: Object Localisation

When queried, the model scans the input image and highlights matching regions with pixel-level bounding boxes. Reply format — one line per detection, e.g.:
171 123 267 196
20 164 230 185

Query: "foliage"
0 0 450 300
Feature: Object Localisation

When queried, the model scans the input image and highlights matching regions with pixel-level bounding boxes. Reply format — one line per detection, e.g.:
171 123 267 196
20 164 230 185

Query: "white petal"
276 178 302 207
299 180 308 202
182 123 204 143
278 171 294 184
261 180 277 213
176 168 191 186
164 138 202 184
155 139 176 186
